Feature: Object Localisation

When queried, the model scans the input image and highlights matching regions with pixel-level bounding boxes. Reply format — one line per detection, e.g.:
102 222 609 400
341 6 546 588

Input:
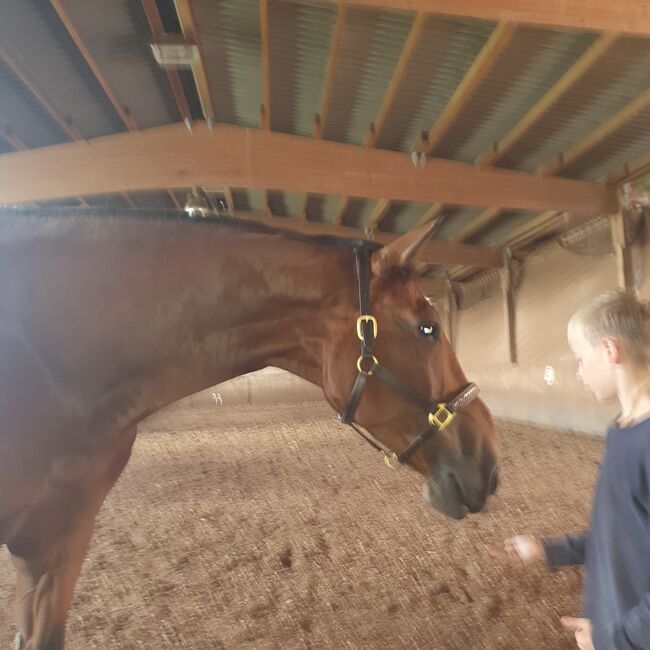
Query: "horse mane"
0 206 383 252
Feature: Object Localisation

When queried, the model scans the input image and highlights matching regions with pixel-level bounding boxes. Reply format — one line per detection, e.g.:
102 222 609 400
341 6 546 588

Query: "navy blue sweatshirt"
543 418 650 650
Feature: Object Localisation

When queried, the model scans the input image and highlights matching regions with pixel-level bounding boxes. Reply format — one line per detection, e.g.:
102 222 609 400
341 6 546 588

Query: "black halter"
338 244 480 467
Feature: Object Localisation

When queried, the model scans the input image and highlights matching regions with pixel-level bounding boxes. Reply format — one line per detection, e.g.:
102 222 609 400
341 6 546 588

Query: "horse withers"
0 208 498 648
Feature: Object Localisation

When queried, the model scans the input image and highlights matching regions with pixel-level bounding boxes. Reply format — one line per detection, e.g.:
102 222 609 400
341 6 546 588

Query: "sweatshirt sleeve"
592 591 650 650
541 532 588 568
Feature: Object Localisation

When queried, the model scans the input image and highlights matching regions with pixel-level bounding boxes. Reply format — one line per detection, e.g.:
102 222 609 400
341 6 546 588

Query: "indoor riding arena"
0 1 649 649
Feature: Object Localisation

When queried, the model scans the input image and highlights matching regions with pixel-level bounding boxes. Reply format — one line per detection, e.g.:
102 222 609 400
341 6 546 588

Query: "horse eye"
419 322 439 339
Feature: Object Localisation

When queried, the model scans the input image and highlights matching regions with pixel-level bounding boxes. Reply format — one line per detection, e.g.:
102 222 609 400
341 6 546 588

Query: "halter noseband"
338 244 480 468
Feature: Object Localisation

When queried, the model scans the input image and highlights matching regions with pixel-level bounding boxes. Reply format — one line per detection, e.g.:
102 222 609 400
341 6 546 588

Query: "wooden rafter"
413 202 443 229
167 189 181 209
452 206 501 242
232 210 503 268
541 88 650 175
476 33 618 166
0 46 81 141
140 0 192 123
0 122 618 217
332 196 350 226
175 0 215 123
365 198 390 231
338 11 426 229
368 12 427 148
426 21 516 155
335 0 650 36
415 21 514 240
260 0 271 130
50 0 137 131
300 2 346 219
456 34 617 242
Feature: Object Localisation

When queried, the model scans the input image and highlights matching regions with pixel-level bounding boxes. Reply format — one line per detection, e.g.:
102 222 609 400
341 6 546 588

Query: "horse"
0 207 498 649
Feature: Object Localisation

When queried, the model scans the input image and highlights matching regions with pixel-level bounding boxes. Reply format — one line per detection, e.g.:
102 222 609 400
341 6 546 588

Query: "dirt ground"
0 400 603 649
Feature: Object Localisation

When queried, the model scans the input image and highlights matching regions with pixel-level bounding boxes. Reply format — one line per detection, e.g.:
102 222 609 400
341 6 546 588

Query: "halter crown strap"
338 243 480 465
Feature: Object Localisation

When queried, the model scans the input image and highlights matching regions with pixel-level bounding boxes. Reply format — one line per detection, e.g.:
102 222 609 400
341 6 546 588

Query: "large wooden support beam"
0 122 617 217
501 248 517 364
233 210 502 268
336 0 650 36
611 211 635 291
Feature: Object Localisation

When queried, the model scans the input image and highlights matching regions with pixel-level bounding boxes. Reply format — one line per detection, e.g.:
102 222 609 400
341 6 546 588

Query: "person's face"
567 322 617 401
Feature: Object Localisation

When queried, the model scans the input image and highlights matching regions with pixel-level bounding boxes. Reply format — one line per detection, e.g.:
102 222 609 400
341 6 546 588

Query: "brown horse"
0 207 498 649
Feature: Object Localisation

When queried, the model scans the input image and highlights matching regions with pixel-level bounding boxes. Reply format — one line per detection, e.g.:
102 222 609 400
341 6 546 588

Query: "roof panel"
375 15 496 153
0 59 69 148
268 1 336 137
0 0 123 138
56 0 179 128
194 0 263 128
496 36 650 172
434 27 599 163
323 6 413 145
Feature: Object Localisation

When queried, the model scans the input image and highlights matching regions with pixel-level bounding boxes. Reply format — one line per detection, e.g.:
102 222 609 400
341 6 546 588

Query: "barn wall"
457 229 650 434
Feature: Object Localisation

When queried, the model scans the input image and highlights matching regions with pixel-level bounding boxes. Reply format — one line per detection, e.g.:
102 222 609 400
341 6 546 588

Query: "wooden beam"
0 122 618 216
365 198 390 230
174 0 215 123
260 0 271 130
0 46 82 141
452 206 501 242
501 248 517 364
426 22 516 154
0 124 27 151
50 0 137 131
611 211 634 291
332 196 350 226
299 0 345 218
368 12 426 147
476 33 618 166
320 1 346 133
234 210 502 268
335 0 650 37
141 0 192 123
413 202 443 229
541 88 650 175
504 210 562 248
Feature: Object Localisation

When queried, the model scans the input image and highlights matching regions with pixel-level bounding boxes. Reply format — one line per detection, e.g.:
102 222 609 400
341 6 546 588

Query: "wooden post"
501 248 517 364
610 211 634 291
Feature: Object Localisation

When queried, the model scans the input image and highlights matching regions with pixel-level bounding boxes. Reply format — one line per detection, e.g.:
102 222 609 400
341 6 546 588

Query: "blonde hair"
570 289 650 367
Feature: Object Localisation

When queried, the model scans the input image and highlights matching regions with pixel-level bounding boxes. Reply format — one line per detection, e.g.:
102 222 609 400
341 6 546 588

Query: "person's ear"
601 336 621 364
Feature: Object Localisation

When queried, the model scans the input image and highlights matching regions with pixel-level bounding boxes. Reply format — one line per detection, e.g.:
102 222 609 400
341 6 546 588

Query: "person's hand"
561 617 594 650
487 534 545 565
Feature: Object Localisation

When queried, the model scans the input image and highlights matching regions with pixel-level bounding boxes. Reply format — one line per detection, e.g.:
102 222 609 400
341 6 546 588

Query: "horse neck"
152 223 357 394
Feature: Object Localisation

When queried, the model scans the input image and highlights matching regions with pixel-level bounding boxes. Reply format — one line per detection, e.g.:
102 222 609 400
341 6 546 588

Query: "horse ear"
371 221 438 276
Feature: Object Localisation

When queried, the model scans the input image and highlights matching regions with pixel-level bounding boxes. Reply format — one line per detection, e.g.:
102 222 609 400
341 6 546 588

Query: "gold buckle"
356 315 378 341
428 404 456 430
357 354 378 375
382 451 398 470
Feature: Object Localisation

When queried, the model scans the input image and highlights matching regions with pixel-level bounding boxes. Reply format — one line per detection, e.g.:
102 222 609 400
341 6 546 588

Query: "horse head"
321 223 498 519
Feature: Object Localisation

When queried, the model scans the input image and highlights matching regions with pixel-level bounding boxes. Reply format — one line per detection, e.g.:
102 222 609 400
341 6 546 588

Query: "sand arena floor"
0 400 602 649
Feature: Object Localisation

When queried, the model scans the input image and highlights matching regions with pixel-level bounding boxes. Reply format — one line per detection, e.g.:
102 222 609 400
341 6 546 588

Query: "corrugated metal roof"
0 0 122 138
305 193 344 223
322 6 413 145
433 26 599 163
0 59 68 148
558 105 650 182
496 35 650 173
56 0 179 128
375 15 496 153
193 0 263 128
268 1 336 137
